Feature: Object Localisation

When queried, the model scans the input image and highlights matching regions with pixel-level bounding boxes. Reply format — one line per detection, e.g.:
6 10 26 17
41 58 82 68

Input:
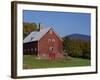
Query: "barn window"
31 48 33 51
50 30 52 34
31 37 34 40
28 48 30 52
49 47 53 51
52 39 55 42
34 48 37 51
48 39 51 42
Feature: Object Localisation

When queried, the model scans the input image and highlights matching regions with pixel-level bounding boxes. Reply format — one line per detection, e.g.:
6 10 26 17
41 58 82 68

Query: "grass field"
23 55 91 69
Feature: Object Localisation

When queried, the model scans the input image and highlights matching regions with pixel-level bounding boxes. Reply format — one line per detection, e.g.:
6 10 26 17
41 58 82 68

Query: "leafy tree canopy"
23 22 37 39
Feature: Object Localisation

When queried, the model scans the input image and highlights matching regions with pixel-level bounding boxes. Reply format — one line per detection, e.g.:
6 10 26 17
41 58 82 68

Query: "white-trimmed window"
49 47 53 51
48 39 51 42
52 39 55 42
31 48 33 51
35 48 37 51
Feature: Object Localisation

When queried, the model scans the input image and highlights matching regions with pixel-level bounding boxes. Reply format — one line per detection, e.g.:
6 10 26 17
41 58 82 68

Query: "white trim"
51 28 63 41
17 3 96 76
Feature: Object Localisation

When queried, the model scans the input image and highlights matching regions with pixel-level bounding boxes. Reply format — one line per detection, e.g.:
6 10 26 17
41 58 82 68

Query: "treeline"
23 22 37 39
63 37 91 59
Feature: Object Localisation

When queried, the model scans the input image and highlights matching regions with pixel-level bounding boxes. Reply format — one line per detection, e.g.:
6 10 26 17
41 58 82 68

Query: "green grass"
23 55 91 69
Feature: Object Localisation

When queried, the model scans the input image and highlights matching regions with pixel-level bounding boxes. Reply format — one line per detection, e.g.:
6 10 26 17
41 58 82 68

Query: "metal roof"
23 27 51 43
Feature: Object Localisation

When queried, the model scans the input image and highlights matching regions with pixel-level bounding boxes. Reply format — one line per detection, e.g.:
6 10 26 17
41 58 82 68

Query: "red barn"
23 27 63 59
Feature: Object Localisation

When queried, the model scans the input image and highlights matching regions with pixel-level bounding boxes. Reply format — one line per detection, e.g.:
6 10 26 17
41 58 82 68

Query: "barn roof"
23 27 51 43
23 27 62 43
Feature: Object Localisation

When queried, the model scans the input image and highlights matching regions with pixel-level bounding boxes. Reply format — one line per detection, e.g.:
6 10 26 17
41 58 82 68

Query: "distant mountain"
64 34 90 41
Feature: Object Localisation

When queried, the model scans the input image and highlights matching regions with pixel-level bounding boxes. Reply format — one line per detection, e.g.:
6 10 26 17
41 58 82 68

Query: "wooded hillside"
63 34 91 59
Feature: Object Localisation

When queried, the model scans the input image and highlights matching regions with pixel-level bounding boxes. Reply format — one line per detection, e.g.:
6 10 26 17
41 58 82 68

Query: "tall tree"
23 22 37 39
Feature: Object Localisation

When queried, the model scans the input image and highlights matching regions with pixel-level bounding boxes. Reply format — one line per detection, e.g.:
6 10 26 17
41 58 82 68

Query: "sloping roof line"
50 27 63 41
23 27 62 43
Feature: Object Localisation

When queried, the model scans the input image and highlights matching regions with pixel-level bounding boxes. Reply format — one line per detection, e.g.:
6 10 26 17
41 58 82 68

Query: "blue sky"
23 10 91 37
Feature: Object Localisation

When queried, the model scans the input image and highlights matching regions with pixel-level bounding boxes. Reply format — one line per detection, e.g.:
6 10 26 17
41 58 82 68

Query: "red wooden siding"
38 29 63 59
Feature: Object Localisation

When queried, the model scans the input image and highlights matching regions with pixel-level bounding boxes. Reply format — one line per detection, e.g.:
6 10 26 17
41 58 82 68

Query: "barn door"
49 47 55 60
